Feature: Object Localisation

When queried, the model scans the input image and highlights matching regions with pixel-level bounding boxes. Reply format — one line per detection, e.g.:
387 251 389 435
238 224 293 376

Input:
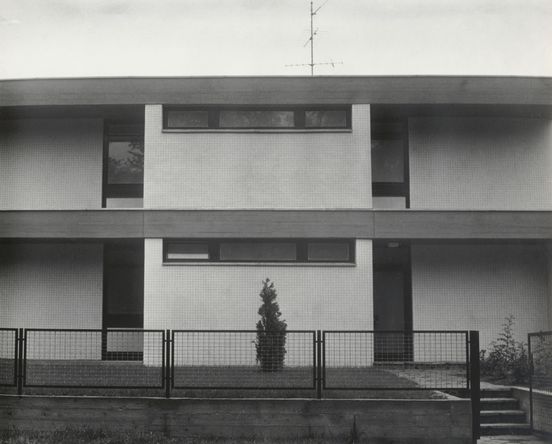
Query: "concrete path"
479 435 552 443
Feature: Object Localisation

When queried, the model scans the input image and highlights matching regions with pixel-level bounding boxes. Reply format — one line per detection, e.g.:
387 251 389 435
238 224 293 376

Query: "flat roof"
1 76 551 107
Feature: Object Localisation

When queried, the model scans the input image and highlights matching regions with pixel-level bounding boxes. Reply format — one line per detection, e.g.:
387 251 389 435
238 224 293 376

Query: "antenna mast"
309 1 314 76
285 0 342 76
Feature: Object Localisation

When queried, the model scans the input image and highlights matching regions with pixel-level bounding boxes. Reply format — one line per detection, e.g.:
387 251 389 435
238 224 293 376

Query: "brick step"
480 388 512 398
480 423 532 436
480 398 519 410
480 409 526 424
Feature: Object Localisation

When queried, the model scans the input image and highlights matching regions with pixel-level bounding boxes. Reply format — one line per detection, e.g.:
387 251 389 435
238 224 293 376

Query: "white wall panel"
0 119 103 209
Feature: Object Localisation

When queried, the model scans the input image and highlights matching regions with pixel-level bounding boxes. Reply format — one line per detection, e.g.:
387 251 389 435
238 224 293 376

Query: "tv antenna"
285 0 343 76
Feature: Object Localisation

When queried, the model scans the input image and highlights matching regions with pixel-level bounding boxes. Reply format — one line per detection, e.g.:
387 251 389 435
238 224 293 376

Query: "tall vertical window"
103 123 144 208
371 119 410 209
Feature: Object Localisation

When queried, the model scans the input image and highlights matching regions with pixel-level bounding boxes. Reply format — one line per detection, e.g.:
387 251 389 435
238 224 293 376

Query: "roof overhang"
1 76 551 107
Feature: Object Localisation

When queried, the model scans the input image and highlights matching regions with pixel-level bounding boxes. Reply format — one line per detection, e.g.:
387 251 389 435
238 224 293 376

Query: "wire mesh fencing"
171 330 316 390
323 331 469 390
0 328 479 398
529 331 552 433
0 328 17 387
24 329 165 389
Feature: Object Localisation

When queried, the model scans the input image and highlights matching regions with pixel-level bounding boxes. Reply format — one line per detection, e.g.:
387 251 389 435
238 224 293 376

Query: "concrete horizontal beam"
143 210 374 238
0 210 144 238
1 76 552 107
374 210 552 239
0 210 551 240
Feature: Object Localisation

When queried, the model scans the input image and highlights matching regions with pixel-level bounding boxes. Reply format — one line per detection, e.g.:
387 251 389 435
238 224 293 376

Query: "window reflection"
219 110 295 128
305 110 347 128
107 139 144 184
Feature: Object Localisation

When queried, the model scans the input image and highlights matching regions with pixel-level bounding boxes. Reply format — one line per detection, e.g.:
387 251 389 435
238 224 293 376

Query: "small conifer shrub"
255 278 287 372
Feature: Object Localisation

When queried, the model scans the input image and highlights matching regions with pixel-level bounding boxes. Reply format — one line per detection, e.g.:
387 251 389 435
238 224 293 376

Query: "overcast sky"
0 0 551 79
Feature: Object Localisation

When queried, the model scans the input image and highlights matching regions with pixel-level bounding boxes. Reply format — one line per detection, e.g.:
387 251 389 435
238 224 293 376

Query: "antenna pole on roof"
310 1 314 76
284 0 342 76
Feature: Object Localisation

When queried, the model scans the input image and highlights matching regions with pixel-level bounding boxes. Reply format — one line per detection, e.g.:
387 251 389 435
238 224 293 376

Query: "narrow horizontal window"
163 106 351 130
307 242 351 262
166 110 209 128
219 110 294 128
165 242 210 261
163 239 355 264
220 242 297 261
305 110 348 128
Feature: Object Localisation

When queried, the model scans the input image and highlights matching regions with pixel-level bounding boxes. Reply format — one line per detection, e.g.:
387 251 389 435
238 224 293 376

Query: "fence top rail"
24 328 165 333
0 328 17 332
322 330 470 334
529 331 552 338
172 329 315 334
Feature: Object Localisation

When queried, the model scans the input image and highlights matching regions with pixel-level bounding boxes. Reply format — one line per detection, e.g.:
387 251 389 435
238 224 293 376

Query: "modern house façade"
1 76 552 358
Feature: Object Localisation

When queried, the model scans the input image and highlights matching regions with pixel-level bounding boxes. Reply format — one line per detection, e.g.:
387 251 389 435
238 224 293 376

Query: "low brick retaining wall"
0 395 472 443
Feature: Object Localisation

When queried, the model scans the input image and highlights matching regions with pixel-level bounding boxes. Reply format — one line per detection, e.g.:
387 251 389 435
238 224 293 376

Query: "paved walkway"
479 435 552 443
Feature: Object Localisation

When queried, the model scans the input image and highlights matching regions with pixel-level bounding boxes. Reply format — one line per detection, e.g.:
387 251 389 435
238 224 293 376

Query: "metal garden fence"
0 328 17 387
171 330 316 392
2 326 479 434
323 330 471 391
23 329 165 391
528 331 552 434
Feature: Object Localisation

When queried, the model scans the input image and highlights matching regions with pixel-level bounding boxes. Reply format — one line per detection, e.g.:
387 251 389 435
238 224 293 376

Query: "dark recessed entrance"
373 242 412 361
102 241 144 360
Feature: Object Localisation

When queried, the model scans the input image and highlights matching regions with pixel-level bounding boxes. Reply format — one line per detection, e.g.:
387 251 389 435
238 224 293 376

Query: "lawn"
0 359 466 398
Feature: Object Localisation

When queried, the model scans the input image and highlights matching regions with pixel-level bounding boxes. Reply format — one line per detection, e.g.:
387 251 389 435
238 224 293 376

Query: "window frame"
371 119 410 208
102 121 144 207
162 105 352 131
163 239 356 264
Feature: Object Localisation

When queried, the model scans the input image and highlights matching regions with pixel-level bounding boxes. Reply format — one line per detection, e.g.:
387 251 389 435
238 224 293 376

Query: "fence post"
163 330 171 398
528 333 533 432
469 330 480 442
316 330 323 399
16 328 24 396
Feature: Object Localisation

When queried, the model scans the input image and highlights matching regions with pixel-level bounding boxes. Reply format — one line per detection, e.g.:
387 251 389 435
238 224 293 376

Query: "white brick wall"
0 243 103 329
0 119 103 209
409 117 552 209
144 105 371 209
411 243 550 349
143 239 372 332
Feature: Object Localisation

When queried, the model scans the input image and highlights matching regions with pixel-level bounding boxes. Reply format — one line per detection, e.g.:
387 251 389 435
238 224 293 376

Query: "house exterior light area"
0 76 551 356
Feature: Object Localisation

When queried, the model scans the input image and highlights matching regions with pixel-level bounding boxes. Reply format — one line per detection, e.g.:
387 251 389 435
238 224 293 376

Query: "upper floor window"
163 239 355 264
371 119 409 209
163 106 351 130
103 122 144 208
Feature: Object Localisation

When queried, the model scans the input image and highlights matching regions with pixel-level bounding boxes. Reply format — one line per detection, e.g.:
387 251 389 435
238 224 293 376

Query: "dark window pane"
305 110 348 128
219 242 297 261
166 243 209 261
308 242 349 262
371 139 404 183
107 140 144 184
308 242 350 261
167 110 209 128
219 110 294 128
